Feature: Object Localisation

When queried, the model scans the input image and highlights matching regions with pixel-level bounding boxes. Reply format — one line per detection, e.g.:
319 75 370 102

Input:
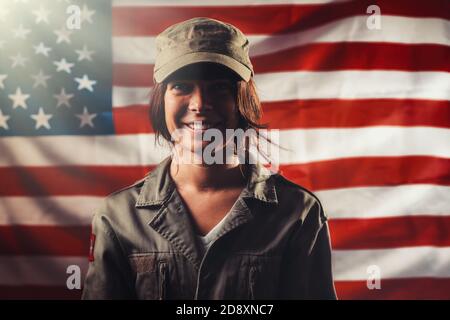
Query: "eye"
170 82 193 94
210 82 233 93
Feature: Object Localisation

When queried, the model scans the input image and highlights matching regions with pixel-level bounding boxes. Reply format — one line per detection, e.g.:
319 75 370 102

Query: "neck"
169 154 248 192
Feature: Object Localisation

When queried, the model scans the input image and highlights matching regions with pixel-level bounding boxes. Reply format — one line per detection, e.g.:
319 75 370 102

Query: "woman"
82 17 337 300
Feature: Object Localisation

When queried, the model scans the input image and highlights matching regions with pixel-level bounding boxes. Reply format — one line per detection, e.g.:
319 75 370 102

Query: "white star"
54 27 73 44
74 75 97 92
31 108 53 130
32 6 50 24
31 70 52 88
81 5 95 24
54 58 75 74
0 74 7 89
0 110 10 130
54 88 74 108
13 24 31 39
76 107 97 128
10 53 28 68
8 87 30 109
75 45 95 61
34 42 52 57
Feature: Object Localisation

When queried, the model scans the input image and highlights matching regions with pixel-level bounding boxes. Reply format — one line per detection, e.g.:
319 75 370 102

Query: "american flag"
0 0 449 299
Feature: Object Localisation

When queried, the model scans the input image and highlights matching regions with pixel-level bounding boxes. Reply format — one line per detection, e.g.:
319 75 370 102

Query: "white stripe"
1 247 449 285
249 16 450 56
2 185 449 226
0 196 102 226
114 86 151 107
255 71 450 101
333 247 450 281
0 256 88 286
0 134 169 167
113 0 350 6
112 16 450 64
278 127 450 163
0 127 449 167
317 185 450 219
113 70 450 106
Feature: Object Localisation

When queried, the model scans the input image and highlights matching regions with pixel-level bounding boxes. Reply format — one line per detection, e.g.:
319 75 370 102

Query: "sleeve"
81 213 136 299
278 198 337 300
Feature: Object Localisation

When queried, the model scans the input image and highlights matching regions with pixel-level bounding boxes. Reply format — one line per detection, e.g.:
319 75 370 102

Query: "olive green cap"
154 17 254 83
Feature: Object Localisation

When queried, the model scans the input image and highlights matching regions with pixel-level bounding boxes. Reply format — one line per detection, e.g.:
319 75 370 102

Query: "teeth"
187 122 218 130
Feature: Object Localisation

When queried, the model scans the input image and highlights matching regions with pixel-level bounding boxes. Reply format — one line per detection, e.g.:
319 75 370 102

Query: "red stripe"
1 157 448 196
0 286 82 300
253 43 450 74
0 278 449 301
113 99 450 134
113 44 450 87
113 104 154 134
1 216 449 255
280 156 450 191
261 99 450 130
330 216 450 250
335 278 450 299
3 278 450 299
114 64 153 87
112 0 450 36
0 226 90 256
0 166 154 196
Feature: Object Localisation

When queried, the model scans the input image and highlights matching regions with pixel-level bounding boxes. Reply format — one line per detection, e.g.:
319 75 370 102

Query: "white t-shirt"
196 211 231 258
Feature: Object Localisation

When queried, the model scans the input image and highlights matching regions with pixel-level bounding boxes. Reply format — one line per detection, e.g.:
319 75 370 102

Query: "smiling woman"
82 17 337 300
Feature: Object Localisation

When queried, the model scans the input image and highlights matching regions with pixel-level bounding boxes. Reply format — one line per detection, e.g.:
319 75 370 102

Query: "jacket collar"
135 156 278 208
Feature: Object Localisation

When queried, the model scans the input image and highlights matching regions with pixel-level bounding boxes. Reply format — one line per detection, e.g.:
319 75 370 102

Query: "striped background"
1 0 449 299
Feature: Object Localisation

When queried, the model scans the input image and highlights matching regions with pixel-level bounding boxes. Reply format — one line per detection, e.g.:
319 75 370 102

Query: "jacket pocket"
248 266 257 300
158 261 167 300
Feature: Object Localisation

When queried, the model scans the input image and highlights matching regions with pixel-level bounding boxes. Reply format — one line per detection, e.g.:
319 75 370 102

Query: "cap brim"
154 52 252 83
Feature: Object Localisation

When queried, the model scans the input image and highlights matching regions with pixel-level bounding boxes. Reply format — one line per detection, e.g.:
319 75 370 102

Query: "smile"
183 121 222 131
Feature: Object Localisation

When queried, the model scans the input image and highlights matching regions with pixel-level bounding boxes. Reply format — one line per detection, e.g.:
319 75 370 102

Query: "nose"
188 84 212 113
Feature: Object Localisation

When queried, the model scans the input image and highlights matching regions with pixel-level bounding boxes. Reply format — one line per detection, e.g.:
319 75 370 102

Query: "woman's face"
164 75 240 155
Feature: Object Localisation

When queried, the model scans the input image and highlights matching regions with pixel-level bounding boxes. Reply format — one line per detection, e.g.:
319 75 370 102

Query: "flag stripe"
1 128 449 167
0 286 82 300
1 247 449 286
1 216 449 256
316 185 450 219
3 278 450 300
113 71 450 106
2 185 449 226
112 0 450 36
113 99 450 135
330 216 450 249
113 0 355 7
0 165 152 196
112 17 450 64
332 247 450 280
260 99 450 130
335 278 450 300
255 71 450 102
0 196 101 226
0 226 90 256
1 156 449 196
113 43 450 87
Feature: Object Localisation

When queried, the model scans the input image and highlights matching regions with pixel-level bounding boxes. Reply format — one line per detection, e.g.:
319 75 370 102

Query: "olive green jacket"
82 157 337 300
